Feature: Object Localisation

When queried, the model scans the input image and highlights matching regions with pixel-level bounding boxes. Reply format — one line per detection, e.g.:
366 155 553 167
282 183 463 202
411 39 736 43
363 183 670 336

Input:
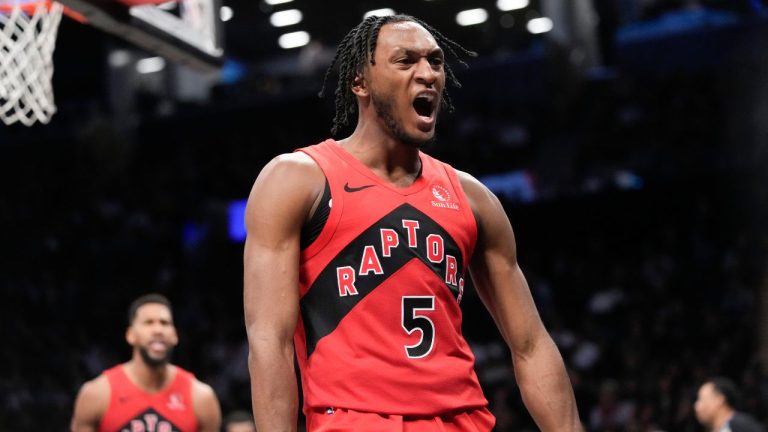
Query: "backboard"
56 0 223 71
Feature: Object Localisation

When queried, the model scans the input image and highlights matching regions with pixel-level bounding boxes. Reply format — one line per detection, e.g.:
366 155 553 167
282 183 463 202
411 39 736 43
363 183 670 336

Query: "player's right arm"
243 152 325 432
70 375 109 432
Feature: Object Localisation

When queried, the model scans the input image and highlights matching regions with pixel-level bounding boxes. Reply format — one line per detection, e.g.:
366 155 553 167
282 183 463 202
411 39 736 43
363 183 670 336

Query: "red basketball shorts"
305 406 496 431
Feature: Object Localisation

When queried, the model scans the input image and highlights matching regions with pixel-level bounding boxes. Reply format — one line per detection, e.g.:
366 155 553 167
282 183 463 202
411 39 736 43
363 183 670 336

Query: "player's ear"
170 324 179 347
351 71 368 97
126 326 135 346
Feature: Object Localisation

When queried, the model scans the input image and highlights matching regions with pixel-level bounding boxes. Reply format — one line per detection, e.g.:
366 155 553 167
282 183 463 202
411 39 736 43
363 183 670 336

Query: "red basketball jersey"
99 365 198 432
295 139 489 416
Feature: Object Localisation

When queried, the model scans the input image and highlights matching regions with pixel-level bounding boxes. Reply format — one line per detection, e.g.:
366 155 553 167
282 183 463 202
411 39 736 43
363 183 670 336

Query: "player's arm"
460 172 582 432
192 380 221 432
244 153 324 432
70 375 109 432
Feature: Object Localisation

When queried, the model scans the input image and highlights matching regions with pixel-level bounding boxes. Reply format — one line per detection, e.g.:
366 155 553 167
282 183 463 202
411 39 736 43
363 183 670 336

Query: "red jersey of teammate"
99 365 198 432
295 139 489 416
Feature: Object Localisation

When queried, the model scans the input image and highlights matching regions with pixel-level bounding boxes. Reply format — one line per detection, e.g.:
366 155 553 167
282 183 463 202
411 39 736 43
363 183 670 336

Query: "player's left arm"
192 380 222 432
459 171 582 432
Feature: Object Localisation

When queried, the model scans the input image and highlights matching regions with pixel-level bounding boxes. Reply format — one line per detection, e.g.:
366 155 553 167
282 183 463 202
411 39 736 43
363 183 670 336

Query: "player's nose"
414 58 438 86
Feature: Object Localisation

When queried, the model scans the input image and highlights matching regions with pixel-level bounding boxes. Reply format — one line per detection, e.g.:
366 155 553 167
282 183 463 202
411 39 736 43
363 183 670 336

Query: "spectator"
694 377 765 432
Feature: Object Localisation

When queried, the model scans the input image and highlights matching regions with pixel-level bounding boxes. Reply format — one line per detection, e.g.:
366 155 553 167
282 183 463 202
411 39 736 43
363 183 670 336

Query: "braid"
367 17 389 66
317 30 355 98
318 14 477 136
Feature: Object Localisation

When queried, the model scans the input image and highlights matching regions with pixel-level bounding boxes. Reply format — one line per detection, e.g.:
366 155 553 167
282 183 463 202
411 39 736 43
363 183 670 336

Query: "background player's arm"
244 153 324 432
460 172 582 432
192 380 222 432
70 375 109 432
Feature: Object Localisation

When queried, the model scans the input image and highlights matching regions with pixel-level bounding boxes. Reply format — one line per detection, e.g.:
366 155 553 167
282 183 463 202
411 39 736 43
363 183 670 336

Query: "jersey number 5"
401 296 435 358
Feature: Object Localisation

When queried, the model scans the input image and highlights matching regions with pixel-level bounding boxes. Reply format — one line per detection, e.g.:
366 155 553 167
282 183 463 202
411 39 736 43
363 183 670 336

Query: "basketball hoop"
0 0 63 126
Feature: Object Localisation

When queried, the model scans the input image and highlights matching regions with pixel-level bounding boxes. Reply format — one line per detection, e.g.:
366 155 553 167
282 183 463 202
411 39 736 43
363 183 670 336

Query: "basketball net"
0 1 63 126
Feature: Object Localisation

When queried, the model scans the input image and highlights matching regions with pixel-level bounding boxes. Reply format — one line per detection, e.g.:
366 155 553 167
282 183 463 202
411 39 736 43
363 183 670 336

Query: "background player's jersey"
296 139 488 416
99 365 198 432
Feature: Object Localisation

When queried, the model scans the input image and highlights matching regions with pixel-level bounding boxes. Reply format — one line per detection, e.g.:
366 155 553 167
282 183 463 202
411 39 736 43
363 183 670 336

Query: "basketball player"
71 294 221 432
694 377 765 432
243 15 581 431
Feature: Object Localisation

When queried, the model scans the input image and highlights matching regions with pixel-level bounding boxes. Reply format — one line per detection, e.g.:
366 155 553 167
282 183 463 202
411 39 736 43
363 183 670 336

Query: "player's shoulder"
455 169 495 205
263 151 322 178
249 150 325 207
80 373 109 394
252 151 324 194
74 373 110 416
190 378 217 401
71 374 110 431
272 150 319 167
454 169 510 234
455 169 482 189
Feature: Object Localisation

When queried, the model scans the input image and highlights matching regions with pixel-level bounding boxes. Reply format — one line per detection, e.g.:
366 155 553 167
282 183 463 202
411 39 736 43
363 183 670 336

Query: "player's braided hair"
318 14 477 136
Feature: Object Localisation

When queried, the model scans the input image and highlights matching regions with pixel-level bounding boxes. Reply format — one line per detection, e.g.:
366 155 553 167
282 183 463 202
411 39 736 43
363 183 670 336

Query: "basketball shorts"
305 406 496 432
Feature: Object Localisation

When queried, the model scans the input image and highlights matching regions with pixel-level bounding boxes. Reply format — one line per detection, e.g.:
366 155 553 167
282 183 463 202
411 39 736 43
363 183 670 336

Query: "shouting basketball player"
244 14 582 432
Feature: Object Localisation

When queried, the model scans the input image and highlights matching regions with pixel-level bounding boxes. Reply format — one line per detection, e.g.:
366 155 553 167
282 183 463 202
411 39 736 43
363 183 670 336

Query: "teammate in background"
223 410 257 432
244 14 581 431
71 294 221 432
694 377 765 432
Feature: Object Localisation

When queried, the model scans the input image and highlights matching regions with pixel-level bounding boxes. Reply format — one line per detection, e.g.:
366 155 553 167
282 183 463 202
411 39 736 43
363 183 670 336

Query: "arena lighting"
227 199 247 242
364 8 395 19
136 56 165 73
497 0 529 12
270 9 302 27
278 30 310 49
108 49 131 68
220 6 233 22
456 8 488 26
527 16 553 33
264 0 293 5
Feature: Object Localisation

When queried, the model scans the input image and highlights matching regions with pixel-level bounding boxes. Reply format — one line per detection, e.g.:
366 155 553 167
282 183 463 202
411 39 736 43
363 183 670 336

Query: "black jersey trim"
300 180 331 250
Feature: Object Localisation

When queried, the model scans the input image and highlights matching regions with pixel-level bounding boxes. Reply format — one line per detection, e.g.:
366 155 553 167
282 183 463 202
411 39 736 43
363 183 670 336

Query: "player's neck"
712 408 734 431
125 359 174 393
338 125 421 188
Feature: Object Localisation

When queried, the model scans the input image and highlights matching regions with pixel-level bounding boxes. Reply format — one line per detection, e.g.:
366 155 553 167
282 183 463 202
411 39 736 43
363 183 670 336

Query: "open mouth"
149 340 167 351
412 92 437 119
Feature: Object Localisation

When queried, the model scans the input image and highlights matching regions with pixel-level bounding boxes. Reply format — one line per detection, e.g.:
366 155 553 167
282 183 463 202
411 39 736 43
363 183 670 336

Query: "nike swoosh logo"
344 183 375 193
